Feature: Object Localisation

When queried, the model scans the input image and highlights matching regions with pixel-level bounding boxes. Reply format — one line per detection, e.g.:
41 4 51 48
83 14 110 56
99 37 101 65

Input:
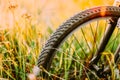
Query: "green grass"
40 20 120 80
0 20 42 79
0 17 120 80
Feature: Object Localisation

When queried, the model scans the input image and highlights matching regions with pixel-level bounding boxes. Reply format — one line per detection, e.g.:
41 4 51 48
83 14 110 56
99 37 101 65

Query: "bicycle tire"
37 6 120 78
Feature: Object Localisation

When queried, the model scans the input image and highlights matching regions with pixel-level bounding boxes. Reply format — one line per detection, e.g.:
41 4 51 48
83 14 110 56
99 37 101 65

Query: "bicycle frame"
88 0 120 77
33 0 120 79
89 17 119 65
88 17 119 77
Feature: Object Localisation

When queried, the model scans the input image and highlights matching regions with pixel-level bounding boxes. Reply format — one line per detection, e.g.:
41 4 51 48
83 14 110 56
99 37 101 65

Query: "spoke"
89 23 98 52
94 21 98 50
55 42 100 78
81 28 92 53
90 17 118 65
103 19 108 39
72 34 87 58
62 51 100 78
91 21 100 53
50 18 120 79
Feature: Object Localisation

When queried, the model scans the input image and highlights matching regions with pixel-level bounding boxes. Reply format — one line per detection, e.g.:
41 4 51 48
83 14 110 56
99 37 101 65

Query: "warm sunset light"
0 0 119 80
0 0 114 29
100 6 106 16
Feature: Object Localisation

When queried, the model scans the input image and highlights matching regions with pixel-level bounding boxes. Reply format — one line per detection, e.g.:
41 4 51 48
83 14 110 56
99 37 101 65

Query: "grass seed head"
8 1 18 10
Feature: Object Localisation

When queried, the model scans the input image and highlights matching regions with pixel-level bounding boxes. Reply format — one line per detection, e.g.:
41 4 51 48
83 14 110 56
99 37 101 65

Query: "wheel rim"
42 18 120 79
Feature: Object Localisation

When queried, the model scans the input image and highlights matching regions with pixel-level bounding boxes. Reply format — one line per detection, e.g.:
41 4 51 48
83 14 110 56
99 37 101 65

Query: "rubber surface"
37 6 120 70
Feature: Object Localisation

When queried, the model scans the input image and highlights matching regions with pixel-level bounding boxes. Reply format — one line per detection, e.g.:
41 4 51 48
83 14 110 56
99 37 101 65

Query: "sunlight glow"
100 6 106 16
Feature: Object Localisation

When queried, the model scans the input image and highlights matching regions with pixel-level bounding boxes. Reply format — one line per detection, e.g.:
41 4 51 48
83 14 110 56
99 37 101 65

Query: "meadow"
0 0 119 80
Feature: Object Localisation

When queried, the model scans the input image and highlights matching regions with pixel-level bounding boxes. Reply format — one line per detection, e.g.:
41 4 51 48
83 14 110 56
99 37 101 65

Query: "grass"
0 21 41 79
0 0 120 80
0 18 120 80
40 20 120 80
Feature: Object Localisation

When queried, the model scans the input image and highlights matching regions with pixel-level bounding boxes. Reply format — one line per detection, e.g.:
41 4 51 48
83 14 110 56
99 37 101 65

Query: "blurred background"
0 0 113 30
0 0 115 79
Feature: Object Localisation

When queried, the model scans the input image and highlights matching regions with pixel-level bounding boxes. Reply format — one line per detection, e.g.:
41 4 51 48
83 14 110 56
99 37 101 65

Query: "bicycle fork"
89 17 120 78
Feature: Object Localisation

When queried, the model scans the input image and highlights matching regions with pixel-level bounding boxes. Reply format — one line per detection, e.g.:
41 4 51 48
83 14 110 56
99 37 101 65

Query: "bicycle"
33 0 120 79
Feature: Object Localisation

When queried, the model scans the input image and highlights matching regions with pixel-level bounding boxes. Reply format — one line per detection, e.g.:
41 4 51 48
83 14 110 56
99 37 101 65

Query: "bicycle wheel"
37 6 120 79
